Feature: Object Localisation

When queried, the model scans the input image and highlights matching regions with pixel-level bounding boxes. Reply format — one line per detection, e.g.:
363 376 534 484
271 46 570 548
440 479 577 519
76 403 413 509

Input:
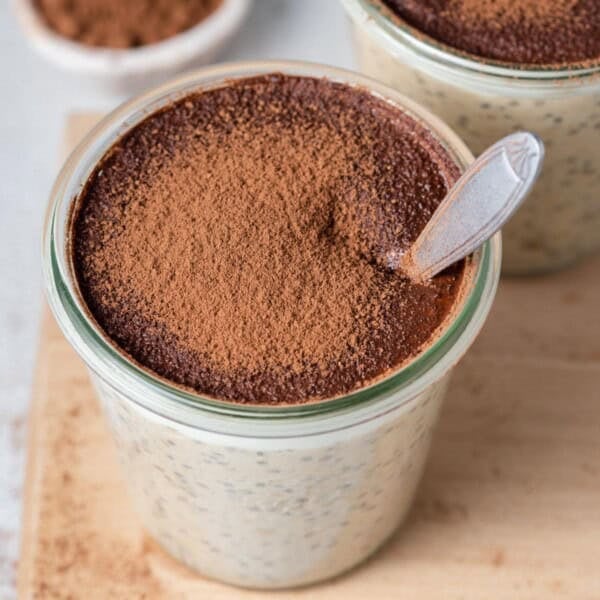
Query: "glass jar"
342 0 600 275
43 61 501 589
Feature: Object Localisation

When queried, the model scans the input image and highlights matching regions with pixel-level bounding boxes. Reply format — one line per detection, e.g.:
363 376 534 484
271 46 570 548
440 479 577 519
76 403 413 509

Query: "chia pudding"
342 0 600 275
43 64 501 588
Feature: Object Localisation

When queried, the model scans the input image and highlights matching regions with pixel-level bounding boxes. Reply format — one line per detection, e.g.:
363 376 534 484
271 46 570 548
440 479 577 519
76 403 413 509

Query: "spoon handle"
402 131 544 281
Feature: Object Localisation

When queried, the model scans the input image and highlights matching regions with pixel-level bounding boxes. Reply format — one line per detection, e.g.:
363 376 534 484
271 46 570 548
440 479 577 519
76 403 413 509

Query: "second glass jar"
342 0 600 275
43 62 501 589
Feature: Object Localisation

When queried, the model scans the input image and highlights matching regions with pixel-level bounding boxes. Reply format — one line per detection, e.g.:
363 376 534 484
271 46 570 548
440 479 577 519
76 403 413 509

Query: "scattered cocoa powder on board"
26 357 168 599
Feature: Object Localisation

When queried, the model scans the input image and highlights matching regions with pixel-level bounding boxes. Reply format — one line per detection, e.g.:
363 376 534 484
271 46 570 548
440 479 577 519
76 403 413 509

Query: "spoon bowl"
398 131 545 281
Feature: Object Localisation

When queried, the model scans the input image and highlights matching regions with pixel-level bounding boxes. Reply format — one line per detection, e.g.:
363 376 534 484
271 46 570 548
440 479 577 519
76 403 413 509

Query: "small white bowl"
14 0 252 93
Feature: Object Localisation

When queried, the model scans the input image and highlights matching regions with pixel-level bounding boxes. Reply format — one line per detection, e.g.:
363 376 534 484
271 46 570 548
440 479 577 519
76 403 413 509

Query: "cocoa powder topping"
381 0 600 66
71 74 468 404
35 0 222 48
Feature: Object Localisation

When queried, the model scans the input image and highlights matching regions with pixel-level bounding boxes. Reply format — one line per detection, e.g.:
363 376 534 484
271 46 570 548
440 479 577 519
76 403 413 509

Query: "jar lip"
43 60 501 423
352 0 600 81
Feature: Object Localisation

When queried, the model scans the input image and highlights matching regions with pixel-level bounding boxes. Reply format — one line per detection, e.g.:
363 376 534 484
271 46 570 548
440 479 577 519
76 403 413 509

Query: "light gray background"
0 1 355 596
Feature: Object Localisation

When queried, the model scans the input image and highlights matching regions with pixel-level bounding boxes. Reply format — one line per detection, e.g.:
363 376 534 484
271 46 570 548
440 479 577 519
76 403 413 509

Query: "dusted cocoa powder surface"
35 0 222 48
380 0 600 65
71 74 467 405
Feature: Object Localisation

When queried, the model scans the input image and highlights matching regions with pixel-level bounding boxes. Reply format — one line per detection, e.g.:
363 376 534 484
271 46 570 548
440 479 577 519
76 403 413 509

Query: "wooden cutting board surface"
18 114 600 599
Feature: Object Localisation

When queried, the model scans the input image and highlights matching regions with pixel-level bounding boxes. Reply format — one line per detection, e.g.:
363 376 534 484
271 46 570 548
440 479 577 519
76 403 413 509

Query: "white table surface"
0 2 355 596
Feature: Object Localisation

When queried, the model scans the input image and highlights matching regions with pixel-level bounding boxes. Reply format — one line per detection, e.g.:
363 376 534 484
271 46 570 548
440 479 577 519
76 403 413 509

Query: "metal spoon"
396 131 545 281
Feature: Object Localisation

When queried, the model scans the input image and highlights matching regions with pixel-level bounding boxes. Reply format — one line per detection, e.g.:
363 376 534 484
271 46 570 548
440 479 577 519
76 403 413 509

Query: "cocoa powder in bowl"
70 74 472 405
34 0 223 48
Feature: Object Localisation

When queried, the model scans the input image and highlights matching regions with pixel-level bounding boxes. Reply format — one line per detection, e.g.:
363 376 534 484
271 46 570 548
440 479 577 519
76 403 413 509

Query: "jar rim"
43 60 501 425
348 0 600 81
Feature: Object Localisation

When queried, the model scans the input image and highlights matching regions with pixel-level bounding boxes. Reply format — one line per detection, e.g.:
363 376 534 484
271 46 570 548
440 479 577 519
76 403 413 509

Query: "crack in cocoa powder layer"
380 0 600 66
71 74 469 404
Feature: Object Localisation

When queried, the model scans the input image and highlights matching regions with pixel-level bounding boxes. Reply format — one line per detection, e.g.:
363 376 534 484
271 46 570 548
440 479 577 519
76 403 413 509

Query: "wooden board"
18 114 600 599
